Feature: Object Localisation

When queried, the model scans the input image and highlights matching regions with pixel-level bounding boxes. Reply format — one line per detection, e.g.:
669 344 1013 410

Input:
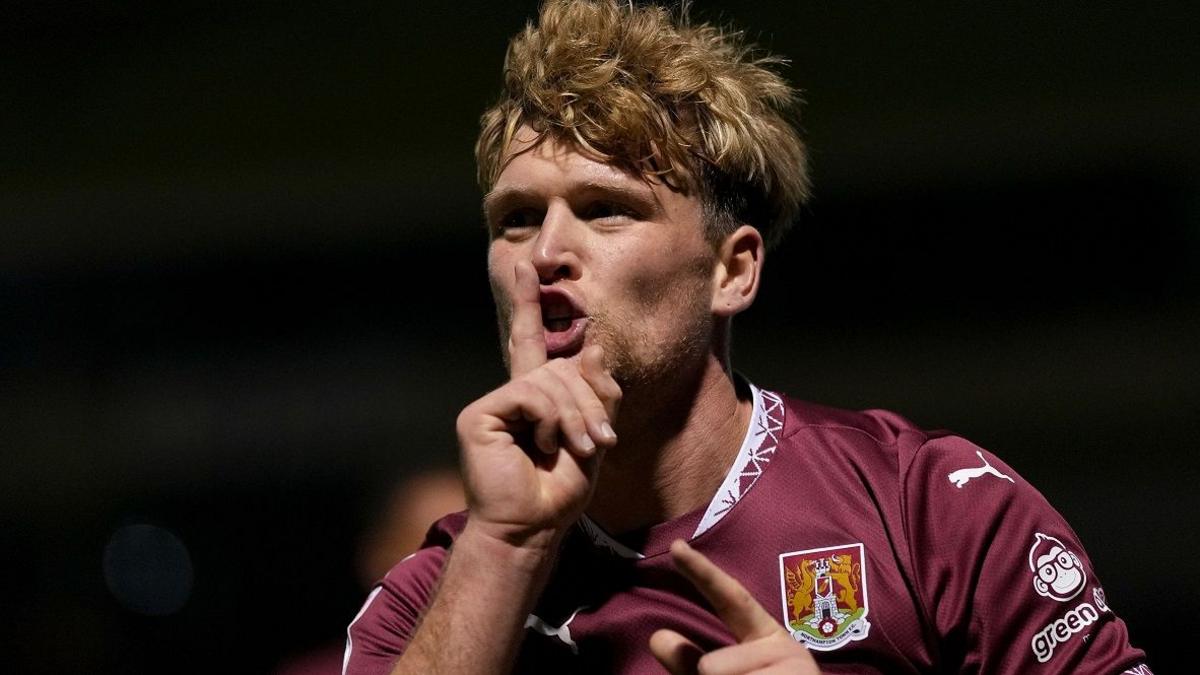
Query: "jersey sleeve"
342 515 461 675
900 433 1150 674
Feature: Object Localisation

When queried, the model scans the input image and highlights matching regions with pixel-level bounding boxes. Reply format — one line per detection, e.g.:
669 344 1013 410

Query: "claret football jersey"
344 385 1150 674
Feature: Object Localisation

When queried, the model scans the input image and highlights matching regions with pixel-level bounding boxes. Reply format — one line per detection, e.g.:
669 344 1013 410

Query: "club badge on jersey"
778 543 872 651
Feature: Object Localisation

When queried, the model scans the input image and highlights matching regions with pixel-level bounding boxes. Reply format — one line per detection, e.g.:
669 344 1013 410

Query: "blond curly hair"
475 0 811 250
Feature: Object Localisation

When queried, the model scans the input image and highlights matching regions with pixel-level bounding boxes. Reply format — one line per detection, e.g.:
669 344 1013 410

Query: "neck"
585 352 753 536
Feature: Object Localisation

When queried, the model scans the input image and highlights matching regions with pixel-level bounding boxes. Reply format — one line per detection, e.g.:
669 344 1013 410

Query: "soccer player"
344 2 1151 673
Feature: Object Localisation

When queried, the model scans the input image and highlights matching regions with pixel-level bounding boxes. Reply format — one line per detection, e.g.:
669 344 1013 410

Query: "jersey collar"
576 381 786 558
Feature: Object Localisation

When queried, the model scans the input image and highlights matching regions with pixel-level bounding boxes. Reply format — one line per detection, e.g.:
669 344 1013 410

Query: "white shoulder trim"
342 585 383 675
692 385 785 538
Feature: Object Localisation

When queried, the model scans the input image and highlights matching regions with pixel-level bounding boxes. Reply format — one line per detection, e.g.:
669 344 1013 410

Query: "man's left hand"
650 540 822 675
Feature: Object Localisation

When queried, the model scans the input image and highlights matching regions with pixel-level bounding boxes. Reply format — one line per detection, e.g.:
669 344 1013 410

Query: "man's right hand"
455 260 621 550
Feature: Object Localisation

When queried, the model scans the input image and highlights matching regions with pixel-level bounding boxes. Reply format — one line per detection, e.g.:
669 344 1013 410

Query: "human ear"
710 225 764 317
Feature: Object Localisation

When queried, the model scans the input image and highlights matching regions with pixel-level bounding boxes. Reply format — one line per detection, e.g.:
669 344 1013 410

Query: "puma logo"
525 606 585 654
947 450 1014 488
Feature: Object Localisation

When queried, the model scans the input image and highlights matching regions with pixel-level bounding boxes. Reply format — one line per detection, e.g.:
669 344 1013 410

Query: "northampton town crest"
778 543 871 650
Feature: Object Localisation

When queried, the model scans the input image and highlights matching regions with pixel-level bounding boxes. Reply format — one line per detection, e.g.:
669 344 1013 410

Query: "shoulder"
375 510 466 602
770 392 1148 671
775 393 942 476
779 394 927 446
772 392 1038 537
776 393 1009 486
343 511 467 675
378 510 466 589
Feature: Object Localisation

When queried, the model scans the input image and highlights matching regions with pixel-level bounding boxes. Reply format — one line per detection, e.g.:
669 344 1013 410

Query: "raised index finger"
670 539 782 642
508 260 547 377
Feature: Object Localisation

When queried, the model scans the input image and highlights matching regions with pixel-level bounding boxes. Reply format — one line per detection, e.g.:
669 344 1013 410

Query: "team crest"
778 543 871 651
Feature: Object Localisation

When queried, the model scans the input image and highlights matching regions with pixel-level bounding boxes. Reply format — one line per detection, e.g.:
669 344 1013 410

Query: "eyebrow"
481 186 531 221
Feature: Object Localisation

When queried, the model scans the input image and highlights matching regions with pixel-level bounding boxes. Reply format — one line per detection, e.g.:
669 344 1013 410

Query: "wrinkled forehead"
502 134 629 183
495 124 691 196
488 131 703 222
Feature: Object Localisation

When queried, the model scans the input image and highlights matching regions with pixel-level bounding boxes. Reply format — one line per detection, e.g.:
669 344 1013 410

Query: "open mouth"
544 315 575 332
539 288 588 356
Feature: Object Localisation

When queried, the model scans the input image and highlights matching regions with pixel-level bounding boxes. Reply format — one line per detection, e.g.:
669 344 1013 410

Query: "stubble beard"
492 282 713 394
585 301 711 392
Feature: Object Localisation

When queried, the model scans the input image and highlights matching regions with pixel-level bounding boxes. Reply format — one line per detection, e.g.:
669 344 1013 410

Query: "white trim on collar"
692 384 785 538
575 383 785 554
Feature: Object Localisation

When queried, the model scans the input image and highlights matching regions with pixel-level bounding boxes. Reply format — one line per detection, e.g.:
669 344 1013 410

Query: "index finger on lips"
670 539 782 643
508 260 547 377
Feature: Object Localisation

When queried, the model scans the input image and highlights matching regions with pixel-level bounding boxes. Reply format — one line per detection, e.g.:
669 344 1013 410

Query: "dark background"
4 1 1197 672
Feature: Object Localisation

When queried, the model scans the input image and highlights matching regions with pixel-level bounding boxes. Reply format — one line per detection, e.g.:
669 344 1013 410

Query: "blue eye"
494 208 542 236
584 201 638 221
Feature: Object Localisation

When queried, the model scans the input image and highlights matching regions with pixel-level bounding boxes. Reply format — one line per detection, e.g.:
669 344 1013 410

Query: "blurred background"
3 1 1197 671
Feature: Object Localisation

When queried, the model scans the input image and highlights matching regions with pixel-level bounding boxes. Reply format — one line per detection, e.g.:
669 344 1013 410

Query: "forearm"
390 522 560 675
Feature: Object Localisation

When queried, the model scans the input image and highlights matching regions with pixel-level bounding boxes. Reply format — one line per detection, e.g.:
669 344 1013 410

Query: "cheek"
487 249 512 298
624 249 713 311
487 254 517 332
486 243 504 279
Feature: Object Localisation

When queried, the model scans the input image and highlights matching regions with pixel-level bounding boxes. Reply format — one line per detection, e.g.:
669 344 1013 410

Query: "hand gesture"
456 261 621 548
651 540 822 675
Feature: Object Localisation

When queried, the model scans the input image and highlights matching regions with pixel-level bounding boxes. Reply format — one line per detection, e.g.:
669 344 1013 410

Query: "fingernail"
579 434 596 453
600 422 616 441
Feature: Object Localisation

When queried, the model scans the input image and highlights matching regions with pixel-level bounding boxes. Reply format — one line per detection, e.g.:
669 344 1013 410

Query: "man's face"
485 129 718 387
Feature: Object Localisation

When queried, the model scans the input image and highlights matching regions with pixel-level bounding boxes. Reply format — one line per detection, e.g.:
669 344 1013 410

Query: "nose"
530 202 582 284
